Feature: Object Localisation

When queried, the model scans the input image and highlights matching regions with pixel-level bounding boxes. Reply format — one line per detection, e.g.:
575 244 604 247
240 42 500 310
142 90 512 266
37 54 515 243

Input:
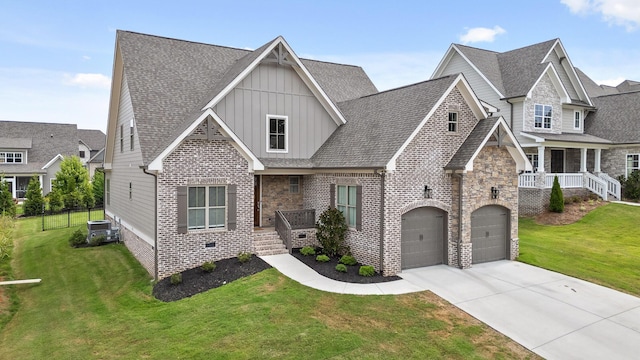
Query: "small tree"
549 175 564 213
0 179 16 217
53 156 94 209
47 187 64 213
23 175 44 216
315 207 348 257
618 171 640 201
92 168 104 207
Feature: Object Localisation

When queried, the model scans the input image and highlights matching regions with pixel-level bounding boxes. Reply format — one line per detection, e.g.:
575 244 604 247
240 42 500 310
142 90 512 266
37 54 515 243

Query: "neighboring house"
432 39 623 214
104 31 530 280
78 129 106 178
0 121 78 199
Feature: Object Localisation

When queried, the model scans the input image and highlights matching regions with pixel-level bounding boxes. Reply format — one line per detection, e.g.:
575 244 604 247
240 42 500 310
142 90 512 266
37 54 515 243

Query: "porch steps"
253 231 288 256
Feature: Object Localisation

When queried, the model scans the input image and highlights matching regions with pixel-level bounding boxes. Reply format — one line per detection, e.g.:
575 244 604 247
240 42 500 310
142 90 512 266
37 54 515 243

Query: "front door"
550 149 565 173
254 175 261 227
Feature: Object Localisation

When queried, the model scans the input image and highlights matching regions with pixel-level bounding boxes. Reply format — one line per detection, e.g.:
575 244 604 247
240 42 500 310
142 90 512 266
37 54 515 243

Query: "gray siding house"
432 39 626 214
104 31 530 279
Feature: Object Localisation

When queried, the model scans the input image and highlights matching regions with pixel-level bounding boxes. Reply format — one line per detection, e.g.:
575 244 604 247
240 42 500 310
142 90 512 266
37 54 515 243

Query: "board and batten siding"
439 52 509 124
545 49 580 101
561 108 582 134
213 63 338 159
106 74 155 244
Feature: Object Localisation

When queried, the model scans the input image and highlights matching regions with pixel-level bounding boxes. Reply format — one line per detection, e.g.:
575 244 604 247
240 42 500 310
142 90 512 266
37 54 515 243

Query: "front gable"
541 40 592 106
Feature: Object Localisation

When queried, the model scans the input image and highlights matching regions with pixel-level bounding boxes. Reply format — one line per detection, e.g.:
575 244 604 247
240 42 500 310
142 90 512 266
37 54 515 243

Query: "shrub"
201 261 216 273
300 246 316 256
549 175 564 213
47 189 64 213
89 234 106 247
0 216 14 261
315 207 348 257
619 171 640 201
0 179 16 217
170 273 182 285
335 264 347 273
237 252 251 264
69 228 87 247
359 265 375 277
339 255 357 266
316 254 330 262
23 175 44 217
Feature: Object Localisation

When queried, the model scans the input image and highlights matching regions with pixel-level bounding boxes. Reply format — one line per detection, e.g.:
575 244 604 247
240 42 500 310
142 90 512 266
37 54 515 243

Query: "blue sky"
1 0 639 132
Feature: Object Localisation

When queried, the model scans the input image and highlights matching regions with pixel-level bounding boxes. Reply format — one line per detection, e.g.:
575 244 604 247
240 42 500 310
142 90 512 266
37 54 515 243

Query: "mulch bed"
291 248 401 284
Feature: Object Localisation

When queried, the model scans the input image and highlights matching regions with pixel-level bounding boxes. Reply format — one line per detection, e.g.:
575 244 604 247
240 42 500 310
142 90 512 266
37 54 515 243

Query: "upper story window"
627 154 639 178
534 104 552 129
0 151 24 164
267 115 288 152
574 111 581 130
448 112 458 132
79 150 86 158
130 119 134 151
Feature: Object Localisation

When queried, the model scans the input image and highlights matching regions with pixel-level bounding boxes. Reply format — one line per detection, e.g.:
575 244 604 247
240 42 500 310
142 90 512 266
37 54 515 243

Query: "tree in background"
92 169 104 207
549 175 564 213
52 156 95 209
618 171 640 201
22 175 44 216
0 178 16 217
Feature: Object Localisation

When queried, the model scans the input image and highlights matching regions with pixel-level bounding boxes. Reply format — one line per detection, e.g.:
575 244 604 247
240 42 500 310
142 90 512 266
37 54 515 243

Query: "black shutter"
329 184 335 209
227 184 237 230
177 186 187 234
356 185 362 231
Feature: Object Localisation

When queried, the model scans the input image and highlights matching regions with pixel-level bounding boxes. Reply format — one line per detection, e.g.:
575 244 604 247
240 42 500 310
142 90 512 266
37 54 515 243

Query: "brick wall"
260 175 304 226
107 214 155 277
156 138 254 279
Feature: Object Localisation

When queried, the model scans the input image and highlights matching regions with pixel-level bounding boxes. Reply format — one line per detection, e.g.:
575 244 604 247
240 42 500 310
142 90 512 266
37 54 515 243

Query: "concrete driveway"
399 261 640 360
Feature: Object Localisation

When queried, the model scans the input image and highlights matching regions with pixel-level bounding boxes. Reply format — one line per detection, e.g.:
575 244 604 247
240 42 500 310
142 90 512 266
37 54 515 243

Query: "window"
79 150 86 158
120 125 124 152
534 104 552 129
337 185 358 228
129 182 132 200
105 179 110 206
448 112 458 132
267 115 287 152
526 154 539 172
0 152 23 163
130 119 134 151
627 154 640 178
574 111 581 130
289 176 300 194
50 178 56 192
188 186 226 230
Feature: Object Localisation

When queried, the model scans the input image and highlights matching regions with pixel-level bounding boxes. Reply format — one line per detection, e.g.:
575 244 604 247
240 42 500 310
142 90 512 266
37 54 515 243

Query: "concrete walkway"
261 254 640 359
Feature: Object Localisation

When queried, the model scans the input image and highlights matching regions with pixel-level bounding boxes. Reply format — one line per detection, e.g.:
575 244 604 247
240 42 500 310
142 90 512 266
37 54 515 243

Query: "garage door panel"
401 207 446 269
471 206 508 264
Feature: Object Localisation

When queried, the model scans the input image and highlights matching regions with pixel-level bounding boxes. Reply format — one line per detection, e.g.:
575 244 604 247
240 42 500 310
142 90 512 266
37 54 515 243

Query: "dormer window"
266 115 288 153
448 112 458 132
0 152 23 163
574 111 581 130
534 104 552 129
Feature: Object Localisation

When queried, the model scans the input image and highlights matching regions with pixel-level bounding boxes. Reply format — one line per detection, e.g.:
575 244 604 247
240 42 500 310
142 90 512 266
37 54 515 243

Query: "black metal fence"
42 208 105 231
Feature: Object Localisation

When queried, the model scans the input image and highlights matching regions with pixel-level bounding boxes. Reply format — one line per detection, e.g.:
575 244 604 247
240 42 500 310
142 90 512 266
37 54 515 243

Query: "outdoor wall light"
424 185 432 199
491 186 499 199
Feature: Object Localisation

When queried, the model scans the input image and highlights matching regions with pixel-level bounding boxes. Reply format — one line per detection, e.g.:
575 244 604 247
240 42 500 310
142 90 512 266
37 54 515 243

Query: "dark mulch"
153 255 271 302
291 248 401 284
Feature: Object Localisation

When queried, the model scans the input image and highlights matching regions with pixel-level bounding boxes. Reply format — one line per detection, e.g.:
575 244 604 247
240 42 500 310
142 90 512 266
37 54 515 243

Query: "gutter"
140 165 159 280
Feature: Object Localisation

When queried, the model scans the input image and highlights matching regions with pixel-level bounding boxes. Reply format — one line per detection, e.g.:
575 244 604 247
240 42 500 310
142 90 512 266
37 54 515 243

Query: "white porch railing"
518 173 537 188
584 173 608 200
518 172 618 201
544 173 583 188
598 173 621 200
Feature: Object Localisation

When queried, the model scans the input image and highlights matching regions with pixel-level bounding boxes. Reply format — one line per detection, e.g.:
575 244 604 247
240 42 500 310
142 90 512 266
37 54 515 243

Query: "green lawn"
0 217 536 359
519 203 640 296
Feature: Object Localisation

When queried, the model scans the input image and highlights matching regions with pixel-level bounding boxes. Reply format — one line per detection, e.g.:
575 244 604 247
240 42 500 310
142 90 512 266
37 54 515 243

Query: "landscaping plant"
0 179 16 217
316 254 330 263
22 176 44 217
201 261 216 273
237 252 251 263
315 207 348 257
69 228 87 248
549 175 564 213
359 265 375 277
0 215 14 260
339 255 357 266
335 264 347 273
300 246 316 256
618 170 640 201
88 235 106 247
170 273 182 285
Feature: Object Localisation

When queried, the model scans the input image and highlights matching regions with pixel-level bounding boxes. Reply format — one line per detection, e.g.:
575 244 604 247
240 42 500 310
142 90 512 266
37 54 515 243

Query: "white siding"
511 101 525 143
546 49 579 100
214 63 338 159
562 108 582 133
106 74 155 242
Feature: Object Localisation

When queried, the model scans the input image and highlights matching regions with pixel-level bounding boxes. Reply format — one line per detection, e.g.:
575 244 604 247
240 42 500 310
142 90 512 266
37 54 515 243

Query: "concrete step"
253 231 288 256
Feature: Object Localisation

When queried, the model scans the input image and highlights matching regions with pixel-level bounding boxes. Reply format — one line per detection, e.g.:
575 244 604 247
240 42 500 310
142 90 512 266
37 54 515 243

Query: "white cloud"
459 26 506 44
82 55 91 60
64 73 111 89
561 0 640 31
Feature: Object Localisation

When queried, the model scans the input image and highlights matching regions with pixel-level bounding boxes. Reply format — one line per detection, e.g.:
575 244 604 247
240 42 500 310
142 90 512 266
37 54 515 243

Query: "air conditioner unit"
87 220 119 243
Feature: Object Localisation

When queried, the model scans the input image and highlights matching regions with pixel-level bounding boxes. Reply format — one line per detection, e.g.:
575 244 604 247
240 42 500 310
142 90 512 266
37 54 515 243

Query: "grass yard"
0 216 538 359
519 203 640 296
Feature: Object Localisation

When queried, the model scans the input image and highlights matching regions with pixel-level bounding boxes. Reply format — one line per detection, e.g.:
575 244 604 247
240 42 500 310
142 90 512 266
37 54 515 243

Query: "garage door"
471 205 508 264
401 207 446 269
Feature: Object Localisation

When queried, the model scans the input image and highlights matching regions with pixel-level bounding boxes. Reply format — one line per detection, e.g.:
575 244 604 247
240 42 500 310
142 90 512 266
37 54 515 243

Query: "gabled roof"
78 129 106 151
585 91 640 144
113 31 377 167
0 120 78 174
520 132 612 145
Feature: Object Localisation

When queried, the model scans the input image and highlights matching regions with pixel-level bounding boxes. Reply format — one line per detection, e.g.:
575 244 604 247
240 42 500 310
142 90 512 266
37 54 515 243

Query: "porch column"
594 149 602 173
537 146 545 173
580 148 587 172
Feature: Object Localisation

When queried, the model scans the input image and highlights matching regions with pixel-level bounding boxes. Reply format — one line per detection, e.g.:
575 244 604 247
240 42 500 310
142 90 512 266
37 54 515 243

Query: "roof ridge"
339 74 457 103
499 38 558 56
454 43 499 54
593 89 640 99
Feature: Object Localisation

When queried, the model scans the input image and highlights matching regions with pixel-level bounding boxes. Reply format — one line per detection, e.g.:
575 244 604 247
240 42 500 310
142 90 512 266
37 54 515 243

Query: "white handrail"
598 173 621 200
584 173 608 201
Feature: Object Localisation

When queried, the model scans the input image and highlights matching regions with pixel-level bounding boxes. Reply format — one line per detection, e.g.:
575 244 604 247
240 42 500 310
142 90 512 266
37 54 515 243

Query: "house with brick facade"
104 31 530 280
432 39 626 215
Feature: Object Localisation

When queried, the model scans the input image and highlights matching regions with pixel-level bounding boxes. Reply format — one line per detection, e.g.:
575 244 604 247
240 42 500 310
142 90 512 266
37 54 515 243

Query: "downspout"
507 99 514 130
141 166 159 280
454 172 464 268
374 169 385 275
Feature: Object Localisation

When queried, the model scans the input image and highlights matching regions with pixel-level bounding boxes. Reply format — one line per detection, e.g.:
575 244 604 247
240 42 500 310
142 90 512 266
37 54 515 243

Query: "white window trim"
187 185 227 231
526 154 539 172
266 114 288 153
534 104 552 129
573 110 581 130
626 154 640 178
447 112 458 132
0 151 25 164
337 185 357 228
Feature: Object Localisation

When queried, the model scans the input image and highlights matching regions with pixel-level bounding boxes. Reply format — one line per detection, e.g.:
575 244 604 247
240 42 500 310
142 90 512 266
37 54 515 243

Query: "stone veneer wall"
290 228 318 249
260 175 304 226
156 138 254 279
601 146 640 179
523 73 562 135
519 188 591 216
106 214 155 277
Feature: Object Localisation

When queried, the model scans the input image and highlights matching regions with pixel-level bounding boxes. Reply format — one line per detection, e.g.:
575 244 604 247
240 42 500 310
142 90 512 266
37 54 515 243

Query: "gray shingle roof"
311 75 458 168
116 31 377 165
584 91 640 144
0 138 32 149
445 117 500 170
523 131 612 144
260 158 315 169
78 129 105 150
0 120 78 174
